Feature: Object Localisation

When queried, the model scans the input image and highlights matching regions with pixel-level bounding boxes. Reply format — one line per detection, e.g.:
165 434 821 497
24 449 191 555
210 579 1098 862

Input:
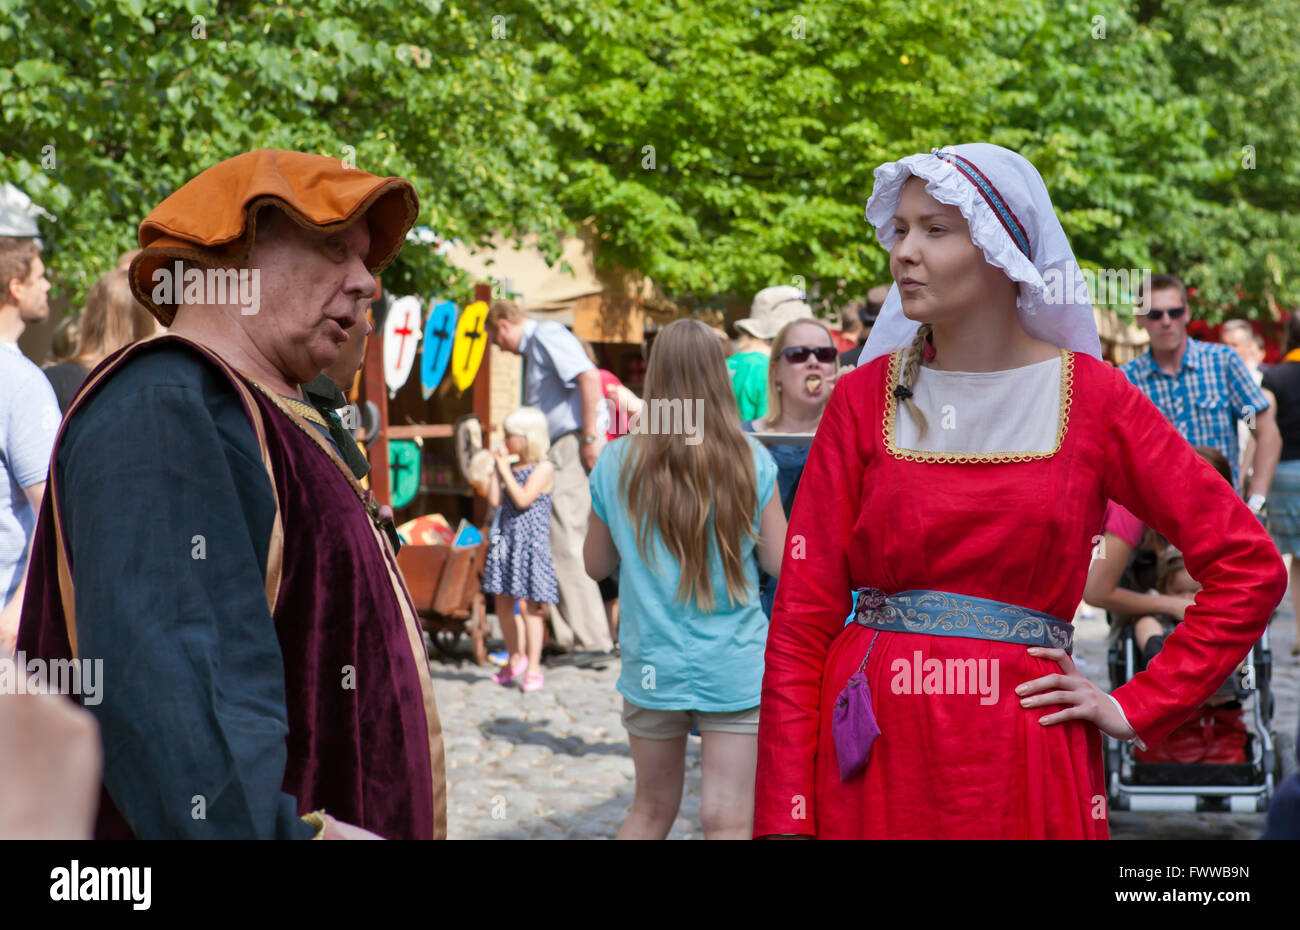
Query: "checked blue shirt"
1119 338 1268 488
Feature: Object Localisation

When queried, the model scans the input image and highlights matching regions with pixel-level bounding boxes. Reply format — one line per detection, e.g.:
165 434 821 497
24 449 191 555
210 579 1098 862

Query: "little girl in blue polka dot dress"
480 406 559 692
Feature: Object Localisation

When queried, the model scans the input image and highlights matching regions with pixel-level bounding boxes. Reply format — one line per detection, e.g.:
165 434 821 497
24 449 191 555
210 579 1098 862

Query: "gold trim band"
882 347 1075 464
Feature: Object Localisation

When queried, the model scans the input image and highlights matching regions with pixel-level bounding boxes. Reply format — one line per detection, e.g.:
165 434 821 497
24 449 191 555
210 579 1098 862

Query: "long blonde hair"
897 322 933 440
621 319 758 612
72 269 157 368
765 317 839 425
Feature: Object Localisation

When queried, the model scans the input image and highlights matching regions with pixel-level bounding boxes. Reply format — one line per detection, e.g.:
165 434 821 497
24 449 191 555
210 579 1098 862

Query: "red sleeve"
1102 500 1145 548
754 374 866 836
1102 365 1287 746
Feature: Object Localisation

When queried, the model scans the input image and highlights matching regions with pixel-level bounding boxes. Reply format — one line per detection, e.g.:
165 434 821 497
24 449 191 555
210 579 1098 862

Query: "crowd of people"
1 142 1298 840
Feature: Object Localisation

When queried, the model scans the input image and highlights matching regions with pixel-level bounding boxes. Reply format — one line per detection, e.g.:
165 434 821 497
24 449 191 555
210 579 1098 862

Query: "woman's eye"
928 226 946 234
893 227 906 237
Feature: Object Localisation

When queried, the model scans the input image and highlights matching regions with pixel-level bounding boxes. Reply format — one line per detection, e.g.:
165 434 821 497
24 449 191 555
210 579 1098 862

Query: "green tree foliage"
1 0 567 306
2 0 1296 321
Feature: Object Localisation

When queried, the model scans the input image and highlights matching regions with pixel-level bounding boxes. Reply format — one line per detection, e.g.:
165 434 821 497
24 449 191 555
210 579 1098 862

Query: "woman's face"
775 321 836 407
889 176 1016 324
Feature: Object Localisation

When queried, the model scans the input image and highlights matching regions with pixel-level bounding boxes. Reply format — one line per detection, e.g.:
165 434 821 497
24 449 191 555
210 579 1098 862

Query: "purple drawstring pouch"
832 628 881 781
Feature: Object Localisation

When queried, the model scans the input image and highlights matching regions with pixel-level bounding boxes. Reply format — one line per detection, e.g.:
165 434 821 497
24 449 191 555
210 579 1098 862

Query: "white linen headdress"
858 143 1101 366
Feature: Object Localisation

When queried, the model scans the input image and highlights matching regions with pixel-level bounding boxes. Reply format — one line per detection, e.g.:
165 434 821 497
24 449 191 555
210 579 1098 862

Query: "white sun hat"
735 285 815 341
857 143 1102 367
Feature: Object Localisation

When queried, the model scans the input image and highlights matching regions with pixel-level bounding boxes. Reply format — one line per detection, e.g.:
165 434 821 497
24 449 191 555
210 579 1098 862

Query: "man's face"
245 213 376 384
11 254 51 323
488 318 523 354
323 311 373 392
1222 328 1251 364
889 176 1014 325
1138 287 1189 355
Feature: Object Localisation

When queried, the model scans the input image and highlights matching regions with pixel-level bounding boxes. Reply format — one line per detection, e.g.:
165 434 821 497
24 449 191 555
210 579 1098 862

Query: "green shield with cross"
388 440 421 510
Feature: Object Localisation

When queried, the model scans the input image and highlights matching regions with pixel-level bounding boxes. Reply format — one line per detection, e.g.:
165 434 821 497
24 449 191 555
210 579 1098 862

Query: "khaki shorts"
621 698 760 739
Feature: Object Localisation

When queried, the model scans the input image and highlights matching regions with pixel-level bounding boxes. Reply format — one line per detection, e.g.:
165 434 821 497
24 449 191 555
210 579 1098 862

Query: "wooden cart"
397 539 492 664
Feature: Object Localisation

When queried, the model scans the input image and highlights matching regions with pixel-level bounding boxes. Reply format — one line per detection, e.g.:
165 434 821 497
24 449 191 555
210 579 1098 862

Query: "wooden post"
365 325 391 506
471 282 493 525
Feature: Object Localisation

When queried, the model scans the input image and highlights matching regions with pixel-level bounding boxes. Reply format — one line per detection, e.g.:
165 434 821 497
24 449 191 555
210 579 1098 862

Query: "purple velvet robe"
17 335 446 839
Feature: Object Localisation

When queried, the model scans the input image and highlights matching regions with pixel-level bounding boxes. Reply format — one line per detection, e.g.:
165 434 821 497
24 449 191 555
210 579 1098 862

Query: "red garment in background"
828 328 857 353
755 350 1286 839
598 368 628 442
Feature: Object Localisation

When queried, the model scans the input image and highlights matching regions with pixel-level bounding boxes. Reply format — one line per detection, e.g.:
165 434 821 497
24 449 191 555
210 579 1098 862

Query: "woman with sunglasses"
754 143 1286 839
742 318 840 615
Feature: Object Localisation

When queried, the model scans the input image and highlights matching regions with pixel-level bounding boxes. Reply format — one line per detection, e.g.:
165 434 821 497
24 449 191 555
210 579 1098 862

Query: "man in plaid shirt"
1120 273 1281 514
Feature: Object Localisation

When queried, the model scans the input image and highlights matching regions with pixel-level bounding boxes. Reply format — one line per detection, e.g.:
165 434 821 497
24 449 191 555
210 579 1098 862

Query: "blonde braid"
898 323 932 441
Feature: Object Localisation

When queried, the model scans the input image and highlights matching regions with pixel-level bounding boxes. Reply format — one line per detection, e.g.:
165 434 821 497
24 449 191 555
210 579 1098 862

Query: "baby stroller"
1103 545 1297 814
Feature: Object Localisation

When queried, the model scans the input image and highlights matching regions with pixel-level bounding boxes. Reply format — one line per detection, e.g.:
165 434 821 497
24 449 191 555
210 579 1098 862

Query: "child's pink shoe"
519 671 545 693
493 655 528 686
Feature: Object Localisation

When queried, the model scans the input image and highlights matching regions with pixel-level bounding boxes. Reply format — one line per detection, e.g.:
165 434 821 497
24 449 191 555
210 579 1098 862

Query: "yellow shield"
451 300 489 393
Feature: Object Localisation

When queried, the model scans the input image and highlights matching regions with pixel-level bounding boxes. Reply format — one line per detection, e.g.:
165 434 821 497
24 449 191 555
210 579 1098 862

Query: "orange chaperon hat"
129 149 418 325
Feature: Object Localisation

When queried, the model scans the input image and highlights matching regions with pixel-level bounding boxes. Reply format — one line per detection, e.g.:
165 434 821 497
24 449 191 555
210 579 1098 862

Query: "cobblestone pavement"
431 592 1299 841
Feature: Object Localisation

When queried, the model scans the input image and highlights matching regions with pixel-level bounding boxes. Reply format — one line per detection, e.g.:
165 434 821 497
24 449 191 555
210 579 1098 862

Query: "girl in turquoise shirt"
585 319 787 840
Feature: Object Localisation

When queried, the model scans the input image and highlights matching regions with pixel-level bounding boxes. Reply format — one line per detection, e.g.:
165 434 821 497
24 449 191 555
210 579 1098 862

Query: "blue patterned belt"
845 587 1074 654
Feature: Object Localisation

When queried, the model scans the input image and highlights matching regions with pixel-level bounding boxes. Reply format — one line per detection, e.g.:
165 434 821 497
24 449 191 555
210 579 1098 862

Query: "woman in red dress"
754 143 1287 839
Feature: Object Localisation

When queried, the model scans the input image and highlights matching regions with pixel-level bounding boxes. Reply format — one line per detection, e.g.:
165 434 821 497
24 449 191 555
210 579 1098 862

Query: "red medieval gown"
754 348 1287 839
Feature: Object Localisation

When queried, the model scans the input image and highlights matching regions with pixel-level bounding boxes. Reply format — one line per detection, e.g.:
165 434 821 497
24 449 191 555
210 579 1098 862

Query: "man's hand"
1016 647 1137 741
0 690 102 839
581 435 606 473
319 813 384 840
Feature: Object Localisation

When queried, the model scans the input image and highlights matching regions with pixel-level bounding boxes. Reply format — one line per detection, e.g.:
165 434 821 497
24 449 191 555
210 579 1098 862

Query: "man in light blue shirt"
0 236 58 652
486 300 613 652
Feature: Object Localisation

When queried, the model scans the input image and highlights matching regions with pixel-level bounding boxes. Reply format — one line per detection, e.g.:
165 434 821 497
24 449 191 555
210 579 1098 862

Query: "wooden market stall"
362 282 496 663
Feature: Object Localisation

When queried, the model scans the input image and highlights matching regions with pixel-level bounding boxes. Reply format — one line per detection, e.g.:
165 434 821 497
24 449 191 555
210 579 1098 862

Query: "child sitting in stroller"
1133 547 1241 704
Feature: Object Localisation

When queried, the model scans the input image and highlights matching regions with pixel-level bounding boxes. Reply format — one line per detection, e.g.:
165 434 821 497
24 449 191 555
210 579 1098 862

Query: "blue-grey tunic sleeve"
57 347 315 839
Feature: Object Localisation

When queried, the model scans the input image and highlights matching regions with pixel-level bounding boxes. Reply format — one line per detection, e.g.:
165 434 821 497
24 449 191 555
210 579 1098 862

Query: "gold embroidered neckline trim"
882 347 1075 464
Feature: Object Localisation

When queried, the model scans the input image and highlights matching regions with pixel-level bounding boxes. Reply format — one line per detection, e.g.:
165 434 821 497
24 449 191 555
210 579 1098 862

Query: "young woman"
754 143 1286 839
1260 311 1300 656
43 269 159 412
584 319 786 839
743 317 840 615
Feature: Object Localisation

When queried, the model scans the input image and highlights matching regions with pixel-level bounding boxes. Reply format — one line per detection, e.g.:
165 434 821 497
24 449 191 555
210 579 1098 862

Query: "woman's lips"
804 374 823 395
899 280 924 293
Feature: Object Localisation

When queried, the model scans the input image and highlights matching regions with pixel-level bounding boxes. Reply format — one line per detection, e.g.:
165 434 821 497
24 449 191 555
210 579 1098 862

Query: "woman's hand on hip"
1016 647 1137 741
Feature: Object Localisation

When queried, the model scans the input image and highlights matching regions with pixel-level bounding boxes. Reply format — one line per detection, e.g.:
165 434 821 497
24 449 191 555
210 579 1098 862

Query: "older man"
17 150 445 839
485 300 613 653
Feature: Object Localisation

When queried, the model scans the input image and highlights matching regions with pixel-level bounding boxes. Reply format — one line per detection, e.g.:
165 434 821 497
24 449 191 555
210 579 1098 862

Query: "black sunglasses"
1142 306 1186 322
780 345 838 363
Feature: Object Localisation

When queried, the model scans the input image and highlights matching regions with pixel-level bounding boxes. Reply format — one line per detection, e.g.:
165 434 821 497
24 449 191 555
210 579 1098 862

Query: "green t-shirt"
726 350 770 421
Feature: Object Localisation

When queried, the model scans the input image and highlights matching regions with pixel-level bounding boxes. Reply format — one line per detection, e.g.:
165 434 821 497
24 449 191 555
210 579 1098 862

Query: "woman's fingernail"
1015 685 1026 695
1020 698 1030 706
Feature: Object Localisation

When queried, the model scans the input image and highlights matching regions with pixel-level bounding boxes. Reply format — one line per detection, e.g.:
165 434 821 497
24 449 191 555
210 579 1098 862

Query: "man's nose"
345 263 377 300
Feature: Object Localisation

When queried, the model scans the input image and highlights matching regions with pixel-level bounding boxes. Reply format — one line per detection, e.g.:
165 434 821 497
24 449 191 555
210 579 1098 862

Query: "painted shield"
450 300 489 393
454 414 484 483
421 299 457 399
388 439 421 510
383 295 423 397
